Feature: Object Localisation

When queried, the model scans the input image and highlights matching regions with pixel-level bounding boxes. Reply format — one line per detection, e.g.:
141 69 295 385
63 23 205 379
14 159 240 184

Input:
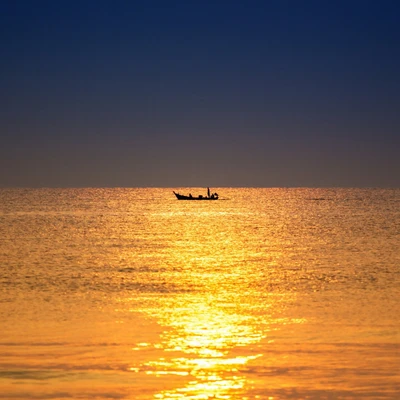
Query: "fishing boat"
173 188 219 200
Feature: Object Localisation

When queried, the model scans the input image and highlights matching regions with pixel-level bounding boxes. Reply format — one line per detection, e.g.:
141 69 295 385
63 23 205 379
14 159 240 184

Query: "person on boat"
207 187 210 198
189 193 193 198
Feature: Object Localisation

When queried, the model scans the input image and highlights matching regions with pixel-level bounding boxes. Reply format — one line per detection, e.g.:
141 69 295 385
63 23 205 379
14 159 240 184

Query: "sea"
0 188 399 399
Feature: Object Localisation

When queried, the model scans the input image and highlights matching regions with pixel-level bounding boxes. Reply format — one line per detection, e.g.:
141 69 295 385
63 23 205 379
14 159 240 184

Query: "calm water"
0 188 399 399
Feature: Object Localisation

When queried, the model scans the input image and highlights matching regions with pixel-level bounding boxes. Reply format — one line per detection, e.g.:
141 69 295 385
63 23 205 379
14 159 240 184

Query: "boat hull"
173 191 218 200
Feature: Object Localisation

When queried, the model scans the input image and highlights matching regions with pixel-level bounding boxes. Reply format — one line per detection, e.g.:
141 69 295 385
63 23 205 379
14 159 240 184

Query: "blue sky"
1 0 399 187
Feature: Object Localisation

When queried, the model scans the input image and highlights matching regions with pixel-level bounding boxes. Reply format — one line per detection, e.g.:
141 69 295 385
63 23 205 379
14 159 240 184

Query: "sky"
1 0 399 188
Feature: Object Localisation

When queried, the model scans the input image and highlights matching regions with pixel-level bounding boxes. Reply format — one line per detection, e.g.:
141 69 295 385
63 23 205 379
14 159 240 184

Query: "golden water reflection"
128 292 295 399
126 197 302 398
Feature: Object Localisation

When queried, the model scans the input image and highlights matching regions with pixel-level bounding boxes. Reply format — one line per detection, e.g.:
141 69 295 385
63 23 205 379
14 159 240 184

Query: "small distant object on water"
173 187 219 200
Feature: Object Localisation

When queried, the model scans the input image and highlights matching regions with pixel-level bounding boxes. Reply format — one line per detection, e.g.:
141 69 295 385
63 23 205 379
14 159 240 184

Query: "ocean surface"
0 188 399 399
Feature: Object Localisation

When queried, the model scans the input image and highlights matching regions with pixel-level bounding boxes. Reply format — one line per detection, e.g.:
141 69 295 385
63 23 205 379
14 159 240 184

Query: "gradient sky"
1 1 399 187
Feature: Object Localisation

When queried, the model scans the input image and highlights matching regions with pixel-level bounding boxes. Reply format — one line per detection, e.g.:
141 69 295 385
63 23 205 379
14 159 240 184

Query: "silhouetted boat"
173 188 219 200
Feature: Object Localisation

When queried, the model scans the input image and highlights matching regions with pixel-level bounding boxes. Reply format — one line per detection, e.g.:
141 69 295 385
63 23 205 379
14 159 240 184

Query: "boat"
173 188 219 200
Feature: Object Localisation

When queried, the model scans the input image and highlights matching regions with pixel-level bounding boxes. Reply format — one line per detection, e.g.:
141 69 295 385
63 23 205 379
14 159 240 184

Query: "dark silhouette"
173 189 219 200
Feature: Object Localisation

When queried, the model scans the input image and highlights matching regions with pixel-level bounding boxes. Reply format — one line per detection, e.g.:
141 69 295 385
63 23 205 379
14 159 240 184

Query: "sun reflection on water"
128 293 284 399
124 199 302 398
